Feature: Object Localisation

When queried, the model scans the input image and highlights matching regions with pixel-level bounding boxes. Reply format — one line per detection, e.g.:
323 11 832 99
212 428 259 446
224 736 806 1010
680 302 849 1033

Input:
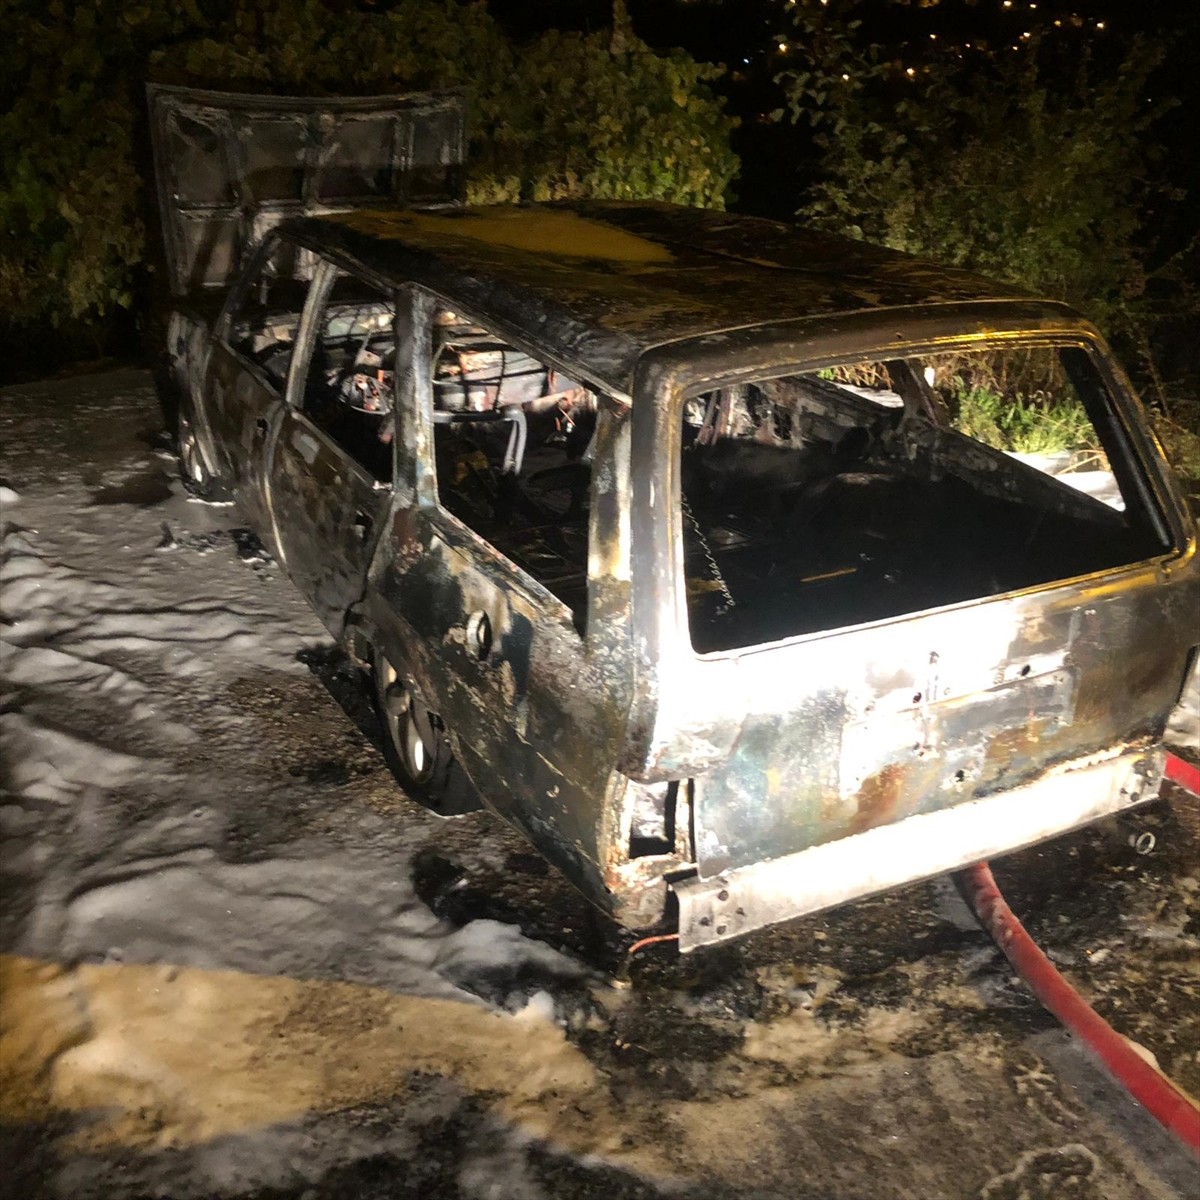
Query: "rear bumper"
673 743 1165 952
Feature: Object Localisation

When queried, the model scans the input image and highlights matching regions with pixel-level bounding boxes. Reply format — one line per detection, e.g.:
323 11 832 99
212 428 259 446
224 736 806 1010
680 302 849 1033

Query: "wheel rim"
380 660 436 785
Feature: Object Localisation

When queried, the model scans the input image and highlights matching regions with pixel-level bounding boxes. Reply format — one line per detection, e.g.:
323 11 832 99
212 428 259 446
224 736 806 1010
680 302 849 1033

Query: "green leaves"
779 0 1167 341
953 385 1096 456
473 28 736 208
1 0 736 344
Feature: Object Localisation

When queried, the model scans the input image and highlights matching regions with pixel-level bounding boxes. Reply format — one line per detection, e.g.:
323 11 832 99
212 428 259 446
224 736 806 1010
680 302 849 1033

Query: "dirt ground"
1 370 1198 1200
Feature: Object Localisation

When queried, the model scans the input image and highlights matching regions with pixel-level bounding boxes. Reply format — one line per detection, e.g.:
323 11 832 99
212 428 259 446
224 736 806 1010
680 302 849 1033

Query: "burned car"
151 87 1199 951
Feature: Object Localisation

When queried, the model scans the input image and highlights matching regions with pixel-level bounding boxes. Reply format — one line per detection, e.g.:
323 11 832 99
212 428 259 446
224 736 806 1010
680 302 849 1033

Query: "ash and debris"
1 370 1197 1200
155 523 275 569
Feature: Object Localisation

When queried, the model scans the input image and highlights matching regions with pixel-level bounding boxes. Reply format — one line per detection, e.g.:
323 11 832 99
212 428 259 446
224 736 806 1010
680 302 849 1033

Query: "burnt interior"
301 295 398 484
431 310 596 628
267 282 598 619
682 352 1169 654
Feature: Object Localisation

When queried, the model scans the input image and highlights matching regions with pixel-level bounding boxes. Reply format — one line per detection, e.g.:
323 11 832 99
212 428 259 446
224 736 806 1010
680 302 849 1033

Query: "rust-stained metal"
152 89 1200 951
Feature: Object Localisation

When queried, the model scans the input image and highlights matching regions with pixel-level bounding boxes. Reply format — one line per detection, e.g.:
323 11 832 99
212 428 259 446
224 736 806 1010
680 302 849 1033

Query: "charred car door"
373 291 626 857
265 260 395 638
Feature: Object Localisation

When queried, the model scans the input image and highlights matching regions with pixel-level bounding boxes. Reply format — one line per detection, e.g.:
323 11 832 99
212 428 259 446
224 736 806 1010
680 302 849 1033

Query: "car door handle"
353 510 373 541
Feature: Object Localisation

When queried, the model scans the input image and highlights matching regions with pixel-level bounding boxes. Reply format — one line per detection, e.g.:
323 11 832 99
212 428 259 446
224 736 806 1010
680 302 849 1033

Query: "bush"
0 0 736 369
777 1 1172 341
952 385 1097 457
776 0 1200 483
1151 404 1200 486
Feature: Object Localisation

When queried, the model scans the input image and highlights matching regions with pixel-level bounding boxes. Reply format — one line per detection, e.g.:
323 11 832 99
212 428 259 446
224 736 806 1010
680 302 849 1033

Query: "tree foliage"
0 0 737 346
775 2 1200 481
777 1 1172 340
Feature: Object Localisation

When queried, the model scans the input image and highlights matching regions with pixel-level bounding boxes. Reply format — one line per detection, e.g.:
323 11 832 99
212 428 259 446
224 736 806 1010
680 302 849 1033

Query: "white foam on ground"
0 374 612 1195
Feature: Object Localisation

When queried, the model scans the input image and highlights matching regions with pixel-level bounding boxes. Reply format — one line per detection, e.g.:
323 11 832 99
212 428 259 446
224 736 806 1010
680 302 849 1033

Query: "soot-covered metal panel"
147 84 465 297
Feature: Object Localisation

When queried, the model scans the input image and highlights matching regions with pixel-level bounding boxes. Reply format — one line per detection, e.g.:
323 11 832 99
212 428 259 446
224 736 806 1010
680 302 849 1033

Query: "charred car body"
151 87 1199 951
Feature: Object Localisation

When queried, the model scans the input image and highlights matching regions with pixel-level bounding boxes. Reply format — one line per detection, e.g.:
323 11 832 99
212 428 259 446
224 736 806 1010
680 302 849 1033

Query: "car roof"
283 201 1048 394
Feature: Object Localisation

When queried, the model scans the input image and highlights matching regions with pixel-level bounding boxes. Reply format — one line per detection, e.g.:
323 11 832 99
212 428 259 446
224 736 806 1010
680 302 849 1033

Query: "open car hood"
147 84 465 297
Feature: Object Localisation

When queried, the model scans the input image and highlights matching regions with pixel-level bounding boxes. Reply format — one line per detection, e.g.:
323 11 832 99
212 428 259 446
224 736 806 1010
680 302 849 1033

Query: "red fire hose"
1164 751 1200 796
957 859 1200 1154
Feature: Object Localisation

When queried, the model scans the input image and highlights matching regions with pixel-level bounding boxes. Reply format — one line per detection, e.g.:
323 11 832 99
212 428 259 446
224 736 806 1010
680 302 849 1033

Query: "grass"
951 385 1098 457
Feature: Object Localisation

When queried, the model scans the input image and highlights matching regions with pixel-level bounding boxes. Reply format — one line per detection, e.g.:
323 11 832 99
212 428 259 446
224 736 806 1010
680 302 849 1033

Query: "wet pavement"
1 370 1198 1200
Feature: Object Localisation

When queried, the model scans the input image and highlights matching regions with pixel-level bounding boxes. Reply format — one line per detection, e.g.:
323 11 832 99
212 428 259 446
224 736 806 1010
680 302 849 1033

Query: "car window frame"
215 230 311 395
283 255 400 491
659 334 1178 663
623 321 1184 691
412 285 604 640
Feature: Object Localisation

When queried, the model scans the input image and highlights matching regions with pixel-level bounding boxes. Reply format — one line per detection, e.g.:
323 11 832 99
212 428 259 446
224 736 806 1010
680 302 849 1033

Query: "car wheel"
177 405 229 500
373 652 481 817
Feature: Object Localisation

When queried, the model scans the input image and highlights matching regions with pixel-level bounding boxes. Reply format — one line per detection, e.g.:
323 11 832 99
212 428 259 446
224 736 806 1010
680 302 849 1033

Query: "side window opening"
300 274 397 485
681 344 1169 654
430 304 598 630
225 236 309 386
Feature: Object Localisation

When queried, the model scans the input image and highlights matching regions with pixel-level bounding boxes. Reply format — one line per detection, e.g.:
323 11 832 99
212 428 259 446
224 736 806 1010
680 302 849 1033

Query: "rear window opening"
681 344 1171 654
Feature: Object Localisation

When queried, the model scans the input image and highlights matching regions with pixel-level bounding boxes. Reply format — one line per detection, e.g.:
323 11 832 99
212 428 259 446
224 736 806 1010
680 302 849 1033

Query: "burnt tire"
372 651 481 817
